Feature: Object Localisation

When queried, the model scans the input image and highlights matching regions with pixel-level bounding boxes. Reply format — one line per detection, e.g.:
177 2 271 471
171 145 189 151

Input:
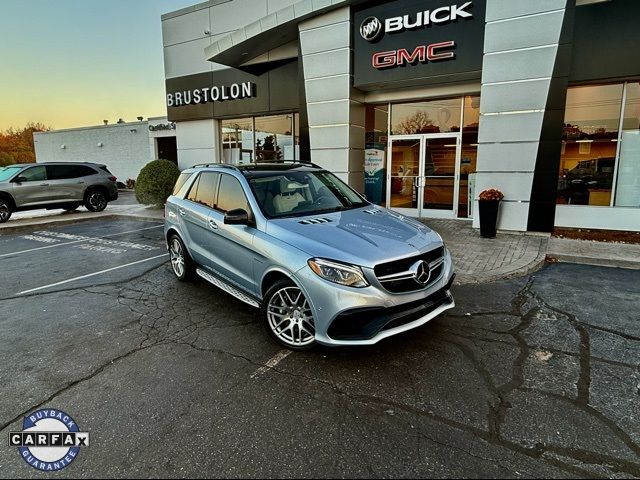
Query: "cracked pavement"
0 218 639 478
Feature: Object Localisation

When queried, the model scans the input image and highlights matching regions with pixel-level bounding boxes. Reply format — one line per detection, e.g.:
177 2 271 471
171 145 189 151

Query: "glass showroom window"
615 82 640 207
222 118 254 164
557 84 624 207
221 114 298 164
255 114 295 161
390 98 462 135
459 95 480 218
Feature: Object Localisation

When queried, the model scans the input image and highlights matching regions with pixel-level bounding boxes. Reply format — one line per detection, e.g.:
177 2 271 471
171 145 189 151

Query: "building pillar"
176 119 221 170
475 0 575 231
298 7 365 192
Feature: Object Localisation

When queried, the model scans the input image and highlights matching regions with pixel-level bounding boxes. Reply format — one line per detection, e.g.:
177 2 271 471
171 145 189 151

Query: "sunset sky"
0 0 197 131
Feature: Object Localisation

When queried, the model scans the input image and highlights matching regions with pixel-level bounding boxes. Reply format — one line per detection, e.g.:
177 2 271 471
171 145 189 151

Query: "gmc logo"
372 41 456 69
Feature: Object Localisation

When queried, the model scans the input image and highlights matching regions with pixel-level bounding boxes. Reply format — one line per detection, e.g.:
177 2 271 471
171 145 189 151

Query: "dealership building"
162 0 640 232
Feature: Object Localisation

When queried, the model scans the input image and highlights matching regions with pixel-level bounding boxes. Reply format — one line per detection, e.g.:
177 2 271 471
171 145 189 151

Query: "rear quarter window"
172 172 193 197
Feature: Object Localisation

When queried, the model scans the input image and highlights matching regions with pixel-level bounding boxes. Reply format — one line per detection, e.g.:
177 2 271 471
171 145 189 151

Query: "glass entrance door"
387 134 461 218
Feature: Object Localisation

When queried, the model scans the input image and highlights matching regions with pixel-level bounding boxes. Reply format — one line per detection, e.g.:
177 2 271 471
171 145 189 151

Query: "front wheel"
84 190 107 212
0 199 12 223
262 280 316 351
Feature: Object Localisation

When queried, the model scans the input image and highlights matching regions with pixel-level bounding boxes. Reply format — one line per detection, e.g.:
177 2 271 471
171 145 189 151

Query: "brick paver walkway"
419 219 549 285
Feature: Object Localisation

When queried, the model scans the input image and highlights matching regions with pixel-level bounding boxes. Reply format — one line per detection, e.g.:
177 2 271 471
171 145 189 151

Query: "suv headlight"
308 259 369 288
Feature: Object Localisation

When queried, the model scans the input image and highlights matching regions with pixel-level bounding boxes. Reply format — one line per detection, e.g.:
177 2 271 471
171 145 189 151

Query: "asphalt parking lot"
0 216 639 478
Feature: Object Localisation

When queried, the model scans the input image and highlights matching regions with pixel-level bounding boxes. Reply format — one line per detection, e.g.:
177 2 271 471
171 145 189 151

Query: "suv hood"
265 207 443 268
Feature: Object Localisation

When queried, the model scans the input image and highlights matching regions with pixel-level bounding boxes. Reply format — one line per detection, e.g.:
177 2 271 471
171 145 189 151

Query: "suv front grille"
374 247 445 294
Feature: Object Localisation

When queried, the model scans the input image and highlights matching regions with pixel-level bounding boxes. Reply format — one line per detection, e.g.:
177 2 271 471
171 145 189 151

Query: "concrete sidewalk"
548 236 640 270
420 219 549 285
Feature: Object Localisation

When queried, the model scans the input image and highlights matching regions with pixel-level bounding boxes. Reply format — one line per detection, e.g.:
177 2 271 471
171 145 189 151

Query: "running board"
196 268 260 308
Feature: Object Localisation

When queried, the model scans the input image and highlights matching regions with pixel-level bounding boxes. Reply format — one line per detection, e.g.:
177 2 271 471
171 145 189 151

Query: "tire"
0 198 12 223
84 189 108 212
262 279 316 351
168 234 196 281
63 203 81 212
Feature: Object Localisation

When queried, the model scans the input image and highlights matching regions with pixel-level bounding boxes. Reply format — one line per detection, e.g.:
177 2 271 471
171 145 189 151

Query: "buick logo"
360 16 383 42
410 260 431 285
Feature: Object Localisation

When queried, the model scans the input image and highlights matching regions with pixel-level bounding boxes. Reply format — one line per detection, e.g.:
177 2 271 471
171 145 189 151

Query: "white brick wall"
34 122 152 182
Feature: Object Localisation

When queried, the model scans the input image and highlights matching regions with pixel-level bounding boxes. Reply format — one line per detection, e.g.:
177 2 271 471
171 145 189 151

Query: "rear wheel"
168 234 196 281
0 199 12 223
262 279 316 351
84 190 107 212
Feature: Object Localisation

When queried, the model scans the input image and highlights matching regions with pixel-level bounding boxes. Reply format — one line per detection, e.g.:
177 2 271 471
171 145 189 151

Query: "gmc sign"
372 41 456 69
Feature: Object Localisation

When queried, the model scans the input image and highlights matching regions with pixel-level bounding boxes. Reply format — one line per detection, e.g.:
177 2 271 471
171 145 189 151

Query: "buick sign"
360 16 383 42
360 2 474 42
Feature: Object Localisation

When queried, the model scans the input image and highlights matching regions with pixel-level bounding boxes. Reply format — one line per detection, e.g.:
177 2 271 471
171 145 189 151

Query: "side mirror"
224 208 249 225
13 176 27 183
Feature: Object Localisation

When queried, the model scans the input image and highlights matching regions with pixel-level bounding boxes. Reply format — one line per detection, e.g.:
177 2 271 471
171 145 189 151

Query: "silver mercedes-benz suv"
0 162 118 223
164 163 455 350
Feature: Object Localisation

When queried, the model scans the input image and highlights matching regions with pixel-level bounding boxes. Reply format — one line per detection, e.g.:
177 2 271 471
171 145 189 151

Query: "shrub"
135 160 180 208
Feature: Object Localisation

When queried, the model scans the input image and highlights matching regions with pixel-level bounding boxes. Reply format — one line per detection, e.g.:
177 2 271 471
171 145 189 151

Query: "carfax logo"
8 408 89 471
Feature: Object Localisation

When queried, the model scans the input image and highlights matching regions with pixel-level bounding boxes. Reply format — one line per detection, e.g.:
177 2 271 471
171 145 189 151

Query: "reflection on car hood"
266 207 443 268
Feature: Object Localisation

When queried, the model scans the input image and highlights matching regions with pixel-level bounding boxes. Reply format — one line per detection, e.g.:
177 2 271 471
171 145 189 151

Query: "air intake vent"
364 209 382 215
298 218 333 225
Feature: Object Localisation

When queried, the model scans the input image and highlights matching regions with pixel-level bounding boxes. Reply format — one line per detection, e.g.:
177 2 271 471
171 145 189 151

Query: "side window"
216 174 248 213
172 173 192 196
46 165 95 179
20 166 47 182
46 165 74 180
77 166 97 177
186 175 201 203
193 172 219 208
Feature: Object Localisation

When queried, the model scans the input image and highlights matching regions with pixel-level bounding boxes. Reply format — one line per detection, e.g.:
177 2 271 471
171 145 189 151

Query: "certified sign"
8 408 89 472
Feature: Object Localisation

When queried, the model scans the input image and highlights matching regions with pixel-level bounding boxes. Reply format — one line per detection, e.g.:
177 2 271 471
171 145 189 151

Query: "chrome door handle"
178 208 186 217
40 183 49 186
208 219 218 230
77 181 85 184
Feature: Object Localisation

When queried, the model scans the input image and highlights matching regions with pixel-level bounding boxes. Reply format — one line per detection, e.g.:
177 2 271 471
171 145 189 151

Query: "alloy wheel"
267 287 315 347
169 238 185 278
89 192 106 211
0 203 10 222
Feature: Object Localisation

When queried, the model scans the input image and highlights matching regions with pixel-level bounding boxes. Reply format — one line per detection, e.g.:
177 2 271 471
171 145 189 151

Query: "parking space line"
16 254 168 296
250 350 292 379
0 224 164 258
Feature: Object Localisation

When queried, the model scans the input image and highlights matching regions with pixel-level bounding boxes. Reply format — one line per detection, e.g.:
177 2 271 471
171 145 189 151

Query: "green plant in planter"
135 159 180 208
478 188 504 238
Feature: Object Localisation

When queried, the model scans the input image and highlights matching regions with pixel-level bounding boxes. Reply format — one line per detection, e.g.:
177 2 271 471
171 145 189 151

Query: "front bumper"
294 249 456 346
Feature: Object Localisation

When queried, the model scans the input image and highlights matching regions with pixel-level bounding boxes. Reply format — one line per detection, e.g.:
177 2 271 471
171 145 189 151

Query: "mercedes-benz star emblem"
410 260 432 285
360 16 383 42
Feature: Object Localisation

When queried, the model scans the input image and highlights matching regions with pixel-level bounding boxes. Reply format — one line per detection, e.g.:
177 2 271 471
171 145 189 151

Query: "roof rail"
192 163 239 170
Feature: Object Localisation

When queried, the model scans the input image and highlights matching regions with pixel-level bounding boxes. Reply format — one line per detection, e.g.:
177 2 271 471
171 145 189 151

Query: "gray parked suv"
0 162 118 223
164 163 455 350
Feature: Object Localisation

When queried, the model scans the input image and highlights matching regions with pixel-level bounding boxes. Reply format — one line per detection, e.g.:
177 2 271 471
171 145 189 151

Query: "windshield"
0 166 22 182
248 170 369 219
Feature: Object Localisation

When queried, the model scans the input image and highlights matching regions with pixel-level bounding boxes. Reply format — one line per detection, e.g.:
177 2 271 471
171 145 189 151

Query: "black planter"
479 200 500 238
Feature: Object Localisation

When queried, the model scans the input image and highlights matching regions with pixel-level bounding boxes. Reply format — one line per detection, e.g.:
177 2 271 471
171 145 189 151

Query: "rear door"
12 165 49 207
180 172 220 267
208 174 257 294
45 165 85 201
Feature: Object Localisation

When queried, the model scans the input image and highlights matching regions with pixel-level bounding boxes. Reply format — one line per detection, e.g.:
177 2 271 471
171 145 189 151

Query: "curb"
0 213 162 233
549 254 640 270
